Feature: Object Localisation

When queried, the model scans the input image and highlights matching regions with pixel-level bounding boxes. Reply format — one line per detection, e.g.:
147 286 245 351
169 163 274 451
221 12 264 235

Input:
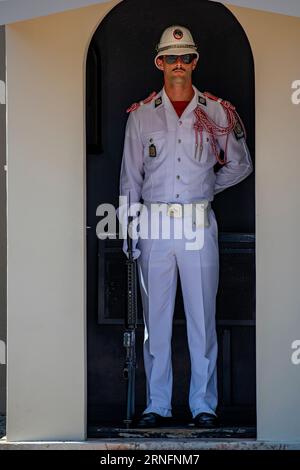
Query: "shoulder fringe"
126 91 157 113
204 91 236 111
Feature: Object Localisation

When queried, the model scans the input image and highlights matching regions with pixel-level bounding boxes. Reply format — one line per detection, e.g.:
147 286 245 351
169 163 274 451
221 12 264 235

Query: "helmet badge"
173 29 183 40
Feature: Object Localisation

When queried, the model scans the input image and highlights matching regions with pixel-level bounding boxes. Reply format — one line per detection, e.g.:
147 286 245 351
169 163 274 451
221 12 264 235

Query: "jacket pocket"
142 131 166 166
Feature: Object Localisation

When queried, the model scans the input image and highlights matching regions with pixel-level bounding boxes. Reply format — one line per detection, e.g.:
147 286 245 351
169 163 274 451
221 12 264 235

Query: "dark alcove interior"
86 0 256 435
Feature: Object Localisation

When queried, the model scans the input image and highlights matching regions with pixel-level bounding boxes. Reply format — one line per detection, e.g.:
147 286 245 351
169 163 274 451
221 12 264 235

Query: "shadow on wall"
0 24 6 417
0 415 5 438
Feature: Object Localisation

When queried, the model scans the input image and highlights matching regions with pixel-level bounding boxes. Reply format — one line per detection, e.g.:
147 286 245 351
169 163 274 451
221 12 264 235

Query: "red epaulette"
126 91 157 113
204 91 235 110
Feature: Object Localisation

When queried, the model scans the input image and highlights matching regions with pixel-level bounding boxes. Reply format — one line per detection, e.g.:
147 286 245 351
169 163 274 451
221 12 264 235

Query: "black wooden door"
86 0 255 430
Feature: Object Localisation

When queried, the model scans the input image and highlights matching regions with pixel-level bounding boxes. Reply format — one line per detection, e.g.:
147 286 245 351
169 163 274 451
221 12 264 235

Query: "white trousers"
136 206 219 418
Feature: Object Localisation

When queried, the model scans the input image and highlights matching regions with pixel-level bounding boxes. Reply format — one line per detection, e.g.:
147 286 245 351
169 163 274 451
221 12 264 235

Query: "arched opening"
86 0 255 436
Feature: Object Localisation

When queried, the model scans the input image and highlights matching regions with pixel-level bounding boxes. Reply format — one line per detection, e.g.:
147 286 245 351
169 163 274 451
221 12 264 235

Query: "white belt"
143 200 211 227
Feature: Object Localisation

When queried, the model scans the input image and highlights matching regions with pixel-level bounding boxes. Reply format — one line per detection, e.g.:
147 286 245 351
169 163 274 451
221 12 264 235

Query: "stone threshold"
0 437 300 450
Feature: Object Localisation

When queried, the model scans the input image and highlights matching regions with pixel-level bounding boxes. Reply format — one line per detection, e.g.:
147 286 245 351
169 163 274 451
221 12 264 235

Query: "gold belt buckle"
167 203 182 218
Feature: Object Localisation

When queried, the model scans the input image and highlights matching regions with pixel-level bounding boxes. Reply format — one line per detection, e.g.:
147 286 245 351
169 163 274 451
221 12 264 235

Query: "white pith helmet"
154 25 199 68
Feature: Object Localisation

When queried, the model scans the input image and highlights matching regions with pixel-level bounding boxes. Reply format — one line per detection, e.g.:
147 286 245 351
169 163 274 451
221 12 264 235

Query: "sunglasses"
164 54 196 64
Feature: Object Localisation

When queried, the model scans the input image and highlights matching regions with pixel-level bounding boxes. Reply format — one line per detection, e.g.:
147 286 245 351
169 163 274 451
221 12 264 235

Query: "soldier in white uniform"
119 25 253 428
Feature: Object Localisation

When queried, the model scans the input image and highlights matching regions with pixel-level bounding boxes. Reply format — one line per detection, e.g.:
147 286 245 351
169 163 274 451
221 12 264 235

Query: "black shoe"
136 412 169 428
193 412 219 428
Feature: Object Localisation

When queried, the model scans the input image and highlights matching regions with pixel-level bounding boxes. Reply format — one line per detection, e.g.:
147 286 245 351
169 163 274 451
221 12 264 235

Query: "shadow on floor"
88 424 256 439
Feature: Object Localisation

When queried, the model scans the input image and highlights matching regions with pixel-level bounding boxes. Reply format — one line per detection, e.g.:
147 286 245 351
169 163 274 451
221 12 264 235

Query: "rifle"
123 195 138 428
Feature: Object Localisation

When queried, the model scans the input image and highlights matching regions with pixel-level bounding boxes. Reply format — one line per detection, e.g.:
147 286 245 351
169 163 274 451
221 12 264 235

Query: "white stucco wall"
232 6 300 442
1 0 300 25
5 1 300 441
5 0 120 441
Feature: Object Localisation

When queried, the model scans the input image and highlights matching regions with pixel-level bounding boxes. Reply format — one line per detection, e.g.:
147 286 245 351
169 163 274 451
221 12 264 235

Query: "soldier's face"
156 55 198 85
